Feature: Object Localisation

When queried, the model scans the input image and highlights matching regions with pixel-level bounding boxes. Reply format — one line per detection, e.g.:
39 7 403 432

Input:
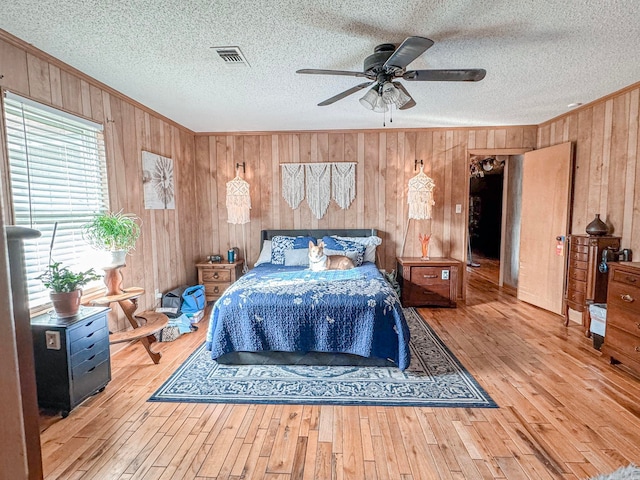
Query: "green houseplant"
83 210 141 265
38 261 102 317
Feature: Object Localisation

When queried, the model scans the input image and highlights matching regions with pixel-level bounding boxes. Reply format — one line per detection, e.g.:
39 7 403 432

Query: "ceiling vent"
212 46 250 67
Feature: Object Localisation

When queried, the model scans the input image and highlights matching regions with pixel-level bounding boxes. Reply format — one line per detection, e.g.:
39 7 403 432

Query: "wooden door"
517 142 573 315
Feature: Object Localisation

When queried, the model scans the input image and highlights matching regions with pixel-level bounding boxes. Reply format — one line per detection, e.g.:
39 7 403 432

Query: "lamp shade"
226 175 251 224
359 86 389 113
407 166 435 220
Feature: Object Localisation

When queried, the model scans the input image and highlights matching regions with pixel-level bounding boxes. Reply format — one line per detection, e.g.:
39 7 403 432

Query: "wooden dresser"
396 257 460 307
602 262 640 375
31 306 111 417
196 259 243 302
564 234 620 334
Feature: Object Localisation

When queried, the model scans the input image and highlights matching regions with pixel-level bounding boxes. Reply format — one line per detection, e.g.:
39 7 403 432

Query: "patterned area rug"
149 308 497 407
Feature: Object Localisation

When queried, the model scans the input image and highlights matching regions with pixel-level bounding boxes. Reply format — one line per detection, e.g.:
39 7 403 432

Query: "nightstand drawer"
202 269 231 282
411 267 450 286
204 282 230 298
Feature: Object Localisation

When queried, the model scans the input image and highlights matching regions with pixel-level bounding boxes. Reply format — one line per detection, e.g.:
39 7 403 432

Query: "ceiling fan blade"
393 82 416 110
317 82 374 106
297 68 370 78
403 69 487 82
383 36 434 70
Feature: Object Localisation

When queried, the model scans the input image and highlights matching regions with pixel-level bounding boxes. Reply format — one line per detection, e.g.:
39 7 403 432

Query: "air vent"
212 46 250 67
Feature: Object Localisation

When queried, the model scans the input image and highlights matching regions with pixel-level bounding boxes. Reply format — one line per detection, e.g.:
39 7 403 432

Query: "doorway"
468 155 505 285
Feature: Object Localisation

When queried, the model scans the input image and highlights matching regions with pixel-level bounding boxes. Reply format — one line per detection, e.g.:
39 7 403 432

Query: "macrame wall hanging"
331 163 356 210
280 162 357 219
407 165 436 220
226 174 251 224
305 163 332 220
281 163 305 209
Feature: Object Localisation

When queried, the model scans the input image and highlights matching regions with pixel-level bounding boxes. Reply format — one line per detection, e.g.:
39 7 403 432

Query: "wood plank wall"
194 127 537 284
0 31 198 334
537 82 640 255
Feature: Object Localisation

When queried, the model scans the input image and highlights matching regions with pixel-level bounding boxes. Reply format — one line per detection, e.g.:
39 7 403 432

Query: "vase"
585 214 609 236
50 289 82 318
420 239 430 260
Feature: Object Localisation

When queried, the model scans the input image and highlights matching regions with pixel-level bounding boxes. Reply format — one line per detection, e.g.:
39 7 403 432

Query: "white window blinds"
4 92 109 310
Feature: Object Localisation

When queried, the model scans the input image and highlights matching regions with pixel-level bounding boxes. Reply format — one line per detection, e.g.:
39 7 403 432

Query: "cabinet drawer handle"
213 286 220 293
636 347 640 353
423 275 438 279
213 272 219 279
636 323 640 330
621 294 635 303
626 276 637 283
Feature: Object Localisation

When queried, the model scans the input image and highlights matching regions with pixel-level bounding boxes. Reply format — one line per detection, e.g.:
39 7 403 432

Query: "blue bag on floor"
181 284 206 314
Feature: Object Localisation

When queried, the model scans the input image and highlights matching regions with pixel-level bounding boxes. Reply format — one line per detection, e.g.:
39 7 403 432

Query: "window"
3 92 109 310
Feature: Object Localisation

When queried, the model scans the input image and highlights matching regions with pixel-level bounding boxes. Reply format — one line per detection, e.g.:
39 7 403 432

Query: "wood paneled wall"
537 82 640 255
0 31 198 334
194 126 537 281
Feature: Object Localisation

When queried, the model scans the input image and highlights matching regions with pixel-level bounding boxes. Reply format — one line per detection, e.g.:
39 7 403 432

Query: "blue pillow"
271 235 315 265
321 236 366 266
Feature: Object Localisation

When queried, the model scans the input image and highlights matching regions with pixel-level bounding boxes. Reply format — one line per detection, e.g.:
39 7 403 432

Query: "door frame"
466 148 532 289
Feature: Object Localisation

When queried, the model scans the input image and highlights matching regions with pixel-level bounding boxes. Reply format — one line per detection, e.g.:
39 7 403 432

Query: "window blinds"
4 92 109 309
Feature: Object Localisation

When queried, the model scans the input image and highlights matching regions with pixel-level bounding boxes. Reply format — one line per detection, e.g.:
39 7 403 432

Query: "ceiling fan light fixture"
359 86 388 112
392 82 411 108
381 82 400 104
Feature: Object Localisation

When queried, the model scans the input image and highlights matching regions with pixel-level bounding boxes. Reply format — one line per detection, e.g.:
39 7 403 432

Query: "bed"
205 229 411 370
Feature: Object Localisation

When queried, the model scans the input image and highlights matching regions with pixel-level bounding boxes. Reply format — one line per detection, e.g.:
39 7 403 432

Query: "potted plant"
83 210 141 265
37 262 102 317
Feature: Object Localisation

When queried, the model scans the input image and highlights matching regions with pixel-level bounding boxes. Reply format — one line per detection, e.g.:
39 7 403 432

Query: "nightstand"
397 257 461 307
30 306 111 417
196 259 243 302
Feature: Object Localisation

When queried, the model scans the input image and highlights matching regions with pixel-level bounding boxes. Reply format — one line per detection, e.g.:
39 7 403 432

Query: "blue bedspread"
205 262 411 370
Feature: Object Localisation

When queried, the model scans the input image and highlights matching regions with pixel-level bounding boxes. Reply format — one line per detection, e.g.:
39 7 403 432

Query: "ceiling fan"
296 36 486 112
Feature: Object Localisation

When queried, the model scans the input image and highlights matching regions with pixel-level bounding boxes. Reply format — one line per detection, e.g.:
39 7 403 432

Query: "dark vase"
585 214 609 236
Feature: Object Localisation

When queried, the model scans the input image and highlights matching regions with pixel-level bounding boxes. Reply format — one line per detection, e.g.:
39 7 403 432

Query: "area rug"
149 308 497 407
589 465 640 480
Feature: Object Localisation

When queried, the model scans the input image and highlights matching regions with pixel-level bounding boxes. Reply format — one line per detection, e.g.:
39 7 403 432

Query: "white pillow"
333 235 382 264
284 248 309 266
254 240 272 266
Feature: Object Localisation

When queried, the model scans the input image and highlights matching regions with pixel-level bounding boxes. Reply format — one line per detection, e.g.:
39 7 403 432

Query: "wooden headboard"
261 229 377 243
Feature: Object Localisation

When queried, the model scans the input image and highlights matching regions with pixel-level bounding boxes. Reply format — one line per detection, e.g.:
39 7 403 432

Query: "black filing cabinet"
31 306 111 417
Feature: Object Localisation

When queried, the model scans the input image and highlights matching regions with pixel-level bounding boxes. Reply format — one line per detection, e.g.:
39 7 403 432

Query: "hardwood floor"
38 271 640 479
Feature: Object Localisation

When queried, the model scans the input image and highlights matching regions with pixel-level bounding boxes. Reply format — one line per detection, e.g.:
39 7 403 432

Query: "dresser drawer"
70 326 109 356
411 267 450 286
604 325 640 361
68 313 107 342
608 282 640 314
611 268 640 289
569 250 589 262
202 269 231 282
569 244 589 254
567 278 586 294
567 268 587 282
569 258 588 271
71 359 110 407
607 304 640 336
570 236 591 246
71 332 109 366
72 347 110 380
565 289 585 305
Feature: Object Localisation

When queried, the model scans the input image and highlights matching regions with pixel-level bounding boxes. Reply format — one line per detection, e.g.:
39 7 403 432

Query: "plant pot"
110 250 127 266
50 289 82 318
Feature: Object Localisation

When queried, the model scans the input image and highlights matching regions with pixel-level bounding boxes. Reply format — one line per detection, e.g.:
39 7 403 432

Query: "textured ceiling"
2 1 640 133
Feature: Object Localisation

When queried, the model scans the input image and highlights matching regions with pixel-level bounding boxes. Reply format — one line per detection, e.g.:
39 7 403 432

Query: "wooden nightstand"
397 257 461 307
196 260 243 302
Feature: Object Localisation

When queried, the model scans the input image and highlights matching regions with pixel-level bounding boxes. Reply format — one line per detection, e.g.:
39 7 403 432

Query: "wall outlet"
455 204 462 214
45 330 60 350
155 289 163 299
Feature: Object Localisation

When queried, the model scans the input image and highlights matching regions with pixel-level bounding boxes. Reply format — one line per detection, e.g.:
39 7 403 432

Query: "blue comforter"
205 262 411 370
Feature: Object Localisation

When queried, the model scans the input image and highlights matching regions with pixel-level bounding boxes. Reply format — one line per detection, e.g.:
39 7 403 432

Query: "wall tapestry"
280 162 356 219
142 151 175 210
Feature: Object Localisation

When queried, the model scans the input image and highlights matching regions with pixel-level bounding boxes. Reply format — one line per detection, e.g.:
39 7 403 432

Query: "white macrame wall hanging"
407 165 436 220
331 162 356 209
281 163 305 209
305 163 332 220
226 174 251 225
